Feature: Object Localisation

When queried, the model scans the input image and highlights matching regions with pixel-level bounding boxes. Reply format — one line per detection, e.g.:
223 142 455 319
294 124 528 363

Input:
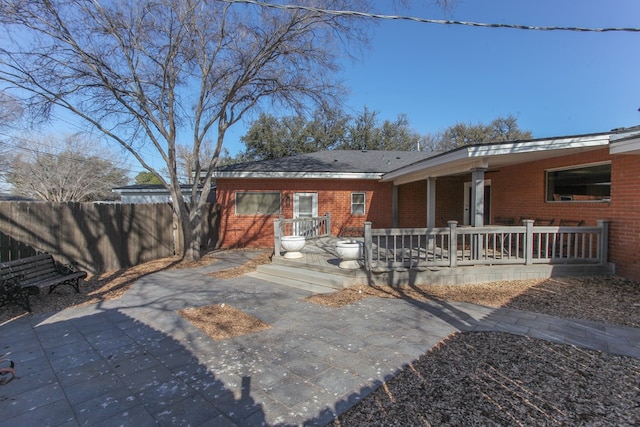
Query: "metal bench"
0 254 87 312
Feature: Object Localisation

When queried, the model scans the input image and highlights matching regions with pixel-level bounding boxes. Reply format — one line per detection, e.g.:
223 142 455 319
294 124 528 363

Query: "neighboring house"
213 126 640 281
112 184 216 204
0 193 35 201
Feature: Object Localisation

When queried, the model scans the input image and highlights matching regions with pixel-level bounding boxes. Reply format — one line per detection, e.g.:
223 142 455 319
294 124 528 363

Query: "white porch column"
471 167 486 227
426 177 436 228
392 185 399 228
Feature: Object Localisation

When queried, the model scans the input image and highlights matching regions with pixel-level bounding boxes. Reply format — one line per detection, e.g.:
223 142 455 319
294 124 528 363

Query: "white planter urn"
336 240 362 269
281 235 305 259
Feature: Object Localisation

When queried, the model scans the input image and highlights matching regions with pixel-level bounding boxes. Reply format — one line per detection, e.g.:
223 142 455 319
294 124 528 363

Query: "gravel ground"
331 332 640 427
326 275 640 427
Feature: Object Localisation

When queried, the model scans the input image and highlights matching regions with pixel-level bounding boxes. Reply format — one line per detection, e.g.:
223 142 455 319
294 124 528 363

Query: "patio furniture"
559 219 584 226
493 216 515 225
0 254 87 312
534 218 555 226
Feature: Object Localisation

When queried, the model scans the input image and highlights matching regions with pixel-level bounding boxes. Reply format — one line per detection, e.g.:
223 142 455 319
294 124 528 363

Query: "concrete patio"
1 250 639 426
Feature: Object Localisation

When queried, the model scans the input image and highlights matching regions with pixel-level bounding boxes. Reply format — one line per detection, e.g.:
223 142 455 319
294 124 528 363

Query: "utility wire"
222 0 640 33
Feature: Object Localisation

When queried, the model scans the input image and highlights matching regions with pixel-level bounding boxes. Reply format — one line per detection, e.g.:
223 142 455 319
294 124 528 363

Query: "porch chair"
493 216 515 225
534 218 555 226
559 219 584 227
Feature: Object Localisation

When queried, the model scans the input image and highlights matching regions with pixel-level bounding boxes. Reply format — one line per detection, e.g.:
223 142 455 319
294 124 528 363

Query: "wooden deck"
272 236 612 287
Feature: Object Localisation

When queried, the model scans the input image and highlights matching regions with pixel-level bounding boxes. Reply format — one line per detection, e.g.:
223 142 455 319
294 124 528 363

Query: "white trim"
381 134 611 184
545 160 611 173
293 192 318 218
234 191 281 215
544 162 611 203
610 136 640 154
214 171 383 179
351 192 366 215
463 180 491 225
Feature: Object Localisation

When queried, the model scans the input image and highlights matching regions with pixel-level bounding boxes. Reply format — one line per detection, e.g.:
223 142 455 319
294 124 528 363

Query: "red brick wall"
215 178 395 248
487 147 640 280
215 147 640 280
397 181 426 227
488 148 613 226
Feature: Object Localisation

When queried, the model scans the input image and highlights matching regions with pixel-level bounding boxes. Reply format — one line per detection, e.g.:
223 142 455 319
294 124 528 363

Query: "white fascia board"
213 171 383 180
468 134 610 157
381 134 611 183
610 136 640 154
380 149 470 182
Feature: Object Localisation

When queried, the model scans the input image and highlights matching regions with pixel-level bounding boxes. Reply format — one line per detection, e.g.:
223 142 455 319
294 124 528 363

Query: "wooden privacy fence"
0 202 219 273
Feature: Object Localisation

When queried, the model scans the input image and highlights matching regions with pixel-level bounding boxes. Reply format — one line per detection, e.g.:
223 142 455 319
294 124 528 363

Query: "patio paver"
1 250 639 425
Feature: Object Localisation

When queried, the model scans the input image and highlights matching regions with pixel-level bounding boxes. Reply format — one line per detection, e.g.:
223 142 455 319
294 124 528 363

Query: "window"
235 192 281 215
546 162 611 202
351 192 366 215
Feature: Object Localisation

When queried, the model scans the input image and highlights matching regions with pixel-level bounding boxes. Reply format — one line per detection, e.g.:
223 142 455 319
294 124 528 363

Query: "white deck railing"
363 219 609 272
274 213 332 255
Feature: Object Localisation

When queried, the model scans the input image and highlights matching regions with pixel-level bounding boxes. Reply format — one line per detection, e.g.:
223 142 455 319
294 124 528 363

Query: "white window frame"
545 161 611 203
351 192 366 215
235 192 281 215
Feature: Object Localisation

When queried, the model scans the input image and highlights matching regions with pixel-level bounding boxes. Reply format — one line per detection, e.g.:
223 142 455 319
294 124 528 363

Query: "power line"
222 0 640 33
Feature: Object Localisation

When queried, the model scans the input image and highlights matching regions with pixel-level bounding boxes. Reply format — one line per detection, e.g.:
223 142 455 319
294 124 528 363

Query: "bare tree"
0 91 22 127
6 134 129 202
0 0 372 260
176 140 215 185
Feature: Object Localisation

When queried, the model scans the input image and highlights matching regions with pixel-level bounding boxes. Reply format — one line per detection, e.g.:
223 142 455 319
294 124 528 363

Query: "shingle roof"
0 192 35 201
216 150 437 175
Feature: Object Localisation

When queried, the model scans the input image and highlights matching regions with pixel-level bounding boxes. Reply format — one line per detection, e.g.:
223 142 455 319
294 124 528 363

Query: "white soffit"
382 134 611 185
610 135 640 154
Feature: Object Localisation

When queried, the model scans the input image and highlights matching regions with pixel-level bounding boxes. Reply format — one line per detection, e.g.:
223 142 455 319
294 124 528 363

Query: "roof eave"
381 134 611 185
213 171 384 179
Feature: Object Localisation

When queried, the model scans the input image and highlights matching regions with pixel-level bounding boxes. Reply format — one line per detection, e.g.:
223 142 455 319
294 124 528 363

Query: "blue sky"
9 0 640 175
327 0 640 145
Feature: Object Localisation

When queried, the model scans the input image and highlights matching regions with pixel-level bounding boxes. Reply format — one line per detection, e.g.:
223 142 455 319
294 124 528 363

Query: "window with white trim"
235 192 281 215
545 162 611 202
351 192 366 215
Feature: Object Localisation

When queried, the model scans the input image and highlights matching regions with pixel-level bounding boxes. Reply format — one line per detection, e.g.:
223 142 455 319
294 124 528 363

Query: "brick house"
213 126 640 281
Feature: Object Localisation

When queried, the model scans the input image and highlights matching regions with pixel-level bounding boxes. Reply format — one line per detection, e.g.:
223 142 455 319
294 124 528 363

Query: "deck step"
247 264 346 294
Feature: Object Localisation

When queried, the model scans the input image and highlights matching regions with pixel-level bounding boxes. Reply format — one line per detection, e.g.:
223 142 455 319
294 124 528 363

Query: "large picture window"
351 192 366 215
546 162 611 202
235 192 281 215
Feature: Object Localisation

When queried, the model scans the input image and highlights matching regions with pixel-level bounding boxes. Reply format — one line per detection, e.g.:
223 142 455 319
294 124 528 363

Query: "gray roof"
0 192 35 201
216 150 437 175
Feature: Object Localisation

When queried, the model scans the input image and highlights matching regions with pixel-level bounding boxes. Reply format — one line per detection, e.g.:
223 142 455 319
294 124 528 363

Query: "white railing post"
597 219 609 266
325 212 332 237
523 219 534 265
448 221 458 268
274 217 282 256
364 221 372 272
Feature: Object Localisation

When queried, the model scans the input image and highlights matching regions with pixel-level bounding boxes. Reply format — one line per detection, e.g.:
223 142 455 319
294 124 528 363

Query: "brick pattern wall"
216 147 640 280
487 147 640 280
216 178 395 248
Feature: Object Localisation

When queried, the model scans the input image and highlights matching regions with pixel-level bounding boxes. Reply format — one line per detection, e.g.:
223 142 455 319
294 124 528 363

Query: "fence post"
448 221 458 268
325 212 332 237
524 219 534 265
597 220 609 266
274 217 282 257
364 221 372 272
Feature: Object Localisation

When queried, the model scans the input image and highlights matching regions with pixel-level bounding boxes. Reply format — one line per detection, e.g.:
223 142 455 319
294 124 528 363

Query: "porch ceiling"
381 134 612 186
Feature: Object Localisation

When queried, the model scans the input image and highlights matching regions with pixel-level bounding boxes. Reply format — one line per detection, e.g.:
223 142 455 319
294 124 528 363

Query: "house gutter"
381 133 612 185
213 171 384 180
